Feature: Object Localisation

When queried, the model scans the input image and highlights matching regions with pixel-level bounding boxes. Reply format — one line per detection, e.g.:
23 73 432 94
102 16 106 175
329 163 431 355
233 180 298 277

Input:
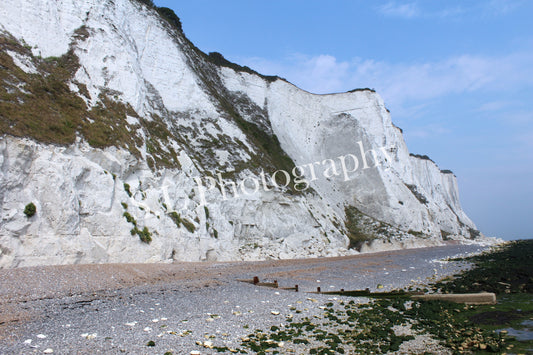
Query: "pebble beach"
0 244 488 354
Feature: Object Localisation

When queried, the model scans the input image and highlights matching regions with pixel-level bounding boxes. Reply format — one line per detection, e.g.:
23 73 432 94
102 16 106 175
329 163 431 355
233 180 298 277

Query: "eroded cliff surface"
0 0 489 267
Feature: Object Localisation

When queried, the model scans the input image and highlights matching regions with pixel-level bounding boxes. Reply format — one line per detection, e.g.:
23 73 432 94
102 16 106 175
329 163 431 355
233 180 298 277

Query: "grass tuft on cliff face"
0 33 183 169
23 202 36 217
0 34 138 148
0 45 84 145
181 218 196 233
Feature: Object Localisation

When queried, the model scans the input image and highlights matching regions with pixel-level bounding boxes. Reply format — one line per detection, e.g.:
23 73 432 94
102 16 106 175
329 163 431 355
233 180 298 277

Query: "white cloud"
376 0 524 19
503 111 533 126
287 54 350 94
378 2 419 18
239 51 533 114
483 0 523 15
405 124 452 139
242 54 350 94
477 100 513 112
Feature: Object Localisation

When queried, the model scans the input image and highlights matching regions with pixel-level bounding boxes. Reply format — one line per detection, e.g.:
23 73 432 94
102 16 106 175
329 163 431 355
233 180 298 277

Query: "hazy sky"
154 0 533 240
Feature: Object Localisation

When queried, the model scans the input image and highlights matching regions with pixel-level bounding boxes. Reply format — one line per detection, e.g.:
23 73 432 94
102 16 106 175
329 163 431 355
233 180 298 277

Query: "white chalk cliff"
0 0 492 268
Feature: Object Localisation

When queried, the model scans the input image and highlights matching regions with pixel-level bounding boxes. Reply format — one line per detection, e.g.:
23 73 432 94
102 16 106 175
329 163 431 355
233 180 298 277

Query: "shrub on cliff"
23 202 36 217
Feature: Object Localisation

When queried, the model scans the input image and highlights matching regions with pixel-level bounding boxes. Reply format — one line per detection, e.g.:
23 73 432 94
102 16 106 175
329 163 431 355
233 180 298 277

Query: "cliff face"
0 0 486 268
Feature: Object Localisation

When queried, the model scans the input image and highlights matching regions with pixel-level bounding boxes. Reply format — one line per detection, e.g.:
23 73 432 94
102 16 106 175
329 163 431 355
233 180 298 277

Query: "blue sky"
154 0 533 240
